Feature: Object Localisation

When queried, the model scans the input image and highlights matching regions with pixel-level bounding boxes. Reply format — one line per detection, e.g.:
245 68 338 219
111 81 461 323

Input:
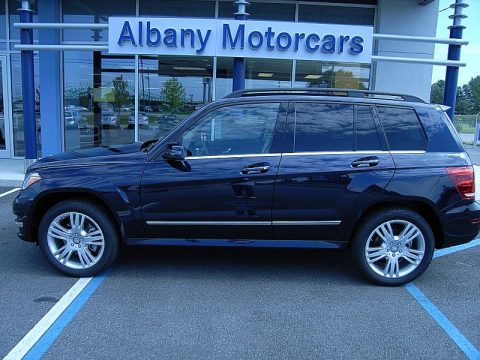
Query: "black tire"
38 199 119 277
352 208 434 286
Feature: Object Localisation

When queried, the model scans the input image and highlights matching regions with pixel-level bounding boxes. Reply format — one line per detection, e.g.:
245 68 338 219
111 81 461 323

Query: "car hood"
30 142 146 170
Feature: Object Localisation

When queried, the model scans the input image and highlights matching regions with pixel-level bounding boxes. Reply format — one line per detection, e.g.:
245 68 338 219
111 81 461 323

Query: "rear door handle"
351 156 380 168
241 162 270 175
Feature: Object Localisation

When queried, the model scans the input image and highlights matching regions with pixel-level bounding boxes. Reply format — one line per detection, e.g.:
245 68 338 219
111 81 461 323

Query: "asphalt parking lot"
0 186 479 359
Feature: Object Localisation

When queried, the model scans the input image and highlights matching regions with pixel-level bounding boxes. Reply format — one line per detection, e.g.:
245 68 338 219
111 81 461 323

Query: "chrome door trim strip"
273 220 341 226
146 220 341 226
281 151 387 156
146 221 271 226
180 150 426 160
187 153 282 160
389 150 426 154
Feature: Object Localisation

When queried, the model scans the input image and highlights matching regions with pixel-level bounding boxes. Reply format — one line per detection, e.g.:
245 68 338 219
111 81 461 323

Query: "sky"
431 0 480 85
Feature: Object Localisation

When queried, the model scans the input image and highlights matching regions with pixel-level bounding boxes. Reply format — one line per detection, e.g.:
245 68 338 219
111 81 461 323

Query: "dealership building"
0 0 457 160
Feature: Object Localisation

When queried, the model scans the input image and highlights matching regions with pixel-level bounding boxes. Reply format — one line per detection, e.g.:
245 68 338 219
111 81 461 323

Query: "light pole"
19 0 37 169
443 0 469 122
232 0 249 91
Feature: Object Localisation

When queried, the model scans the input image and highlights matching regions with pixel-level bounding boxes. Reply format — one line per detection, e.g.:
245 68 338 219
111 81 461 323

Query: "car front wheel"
353 208 434 286
39 200 119 277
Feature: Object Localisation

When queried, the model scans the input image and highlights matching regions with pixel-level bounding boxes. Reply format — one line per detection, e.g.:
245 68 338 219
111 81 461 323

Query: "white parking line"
3 277 93 360
0 188 20 198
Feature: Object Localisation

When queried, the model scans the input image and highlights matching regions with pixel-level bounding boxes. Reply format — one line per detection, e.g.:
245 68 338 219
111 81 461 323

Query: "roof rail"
224 88 426 103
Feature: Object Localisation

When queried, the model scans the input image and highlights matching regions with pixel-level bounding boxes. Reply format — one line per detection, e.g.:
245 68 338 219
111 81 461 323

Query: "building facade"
0 0 440 159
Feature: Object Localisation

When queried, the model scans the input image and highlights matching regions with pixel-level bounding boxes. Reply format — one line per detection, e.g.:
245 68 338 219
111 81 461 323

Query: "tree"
430 80 445 104
468 75 480 114
430 77 480 114
110 75 130 112
456 86 473 115
161 77 186 112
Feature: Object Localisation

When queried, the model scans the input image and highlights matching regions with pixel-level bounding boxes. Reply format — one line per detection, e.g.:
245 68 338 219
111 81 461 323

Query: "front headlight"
22 172 42 190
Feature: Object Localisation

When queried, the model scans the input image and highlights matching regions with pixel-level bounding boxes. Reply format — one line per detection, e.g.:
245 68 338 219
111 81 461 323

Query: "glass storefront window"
294 61 370 90
218 1 295 21
215 57 234 100
62 0 135 42
140 0 215 17
11 53 41 157
64 51 135 150
298 4 375 26
0 0 6 39
216 57 292 99
246 58 292 89
216 58 293 98
138 55 213 142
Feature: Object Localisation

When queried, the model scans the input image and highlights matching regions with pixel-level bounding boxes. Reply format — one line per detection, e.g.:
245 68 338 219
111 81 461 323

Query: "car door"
272 102 395 247
141 101 287 241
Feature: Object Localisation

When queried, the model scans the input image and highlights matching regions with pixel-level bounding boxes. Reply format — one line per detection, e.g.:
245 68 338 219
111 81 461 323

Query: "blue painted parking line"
405 283 480 360
23 269 111 360
434 238 480 259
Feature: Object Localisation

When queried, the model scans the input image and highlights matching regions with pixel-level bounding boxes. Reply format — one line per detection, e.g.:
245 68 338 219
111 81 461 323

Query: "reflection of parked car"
161 114 177 122
101 111 119 128
64 110 87 129
140 105 153 112
0 115 4 147
128 111 149 128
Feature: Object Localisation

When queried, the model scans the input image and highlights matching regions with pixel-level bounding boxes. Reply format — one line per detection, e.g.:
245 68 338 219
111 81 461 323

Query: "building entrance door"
0 56 11 158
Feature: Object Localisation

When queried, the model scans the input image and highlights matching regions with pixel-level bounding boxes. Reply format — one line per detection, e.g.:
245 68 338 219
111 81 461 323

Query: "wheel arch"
348 200 444 249
27 190 123 244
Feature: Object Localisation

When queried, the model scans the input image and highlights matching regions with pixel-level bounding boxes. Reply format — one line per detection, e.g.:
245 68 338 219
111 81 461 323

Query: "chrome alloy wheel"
46 212 105 270
364 220 425 279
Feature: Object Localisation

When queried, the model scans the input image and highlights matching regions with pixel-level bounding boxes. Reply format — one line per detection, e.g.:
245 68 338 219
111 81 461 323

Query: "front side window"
179 103 281 157
294 103 354 152
377 107 426 151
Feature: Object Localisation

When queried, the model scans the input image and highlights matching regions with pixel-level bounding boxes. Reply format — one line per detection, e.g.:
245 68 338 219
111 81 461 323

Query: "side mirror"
162 143 185 161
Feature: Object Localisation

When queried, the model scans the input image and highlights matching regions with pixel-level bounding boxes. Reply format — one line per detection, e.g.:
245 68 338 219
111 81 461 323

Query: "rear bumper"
440 201 480 248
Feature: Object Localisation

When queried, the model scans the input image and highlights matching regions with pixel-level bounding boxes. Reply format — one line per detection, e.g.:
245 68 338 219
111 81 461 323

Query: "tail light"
445 166 475 200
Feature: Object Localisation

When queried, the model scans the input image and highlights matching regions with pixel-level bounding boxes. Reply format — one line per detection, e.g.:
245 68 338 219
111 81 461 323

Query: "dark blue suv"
13 89 480 285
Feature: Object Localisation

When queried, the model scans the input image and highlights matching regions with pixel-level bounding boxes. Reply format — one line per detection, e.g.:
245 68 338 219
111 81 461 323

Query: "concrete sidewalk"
0 159 24 187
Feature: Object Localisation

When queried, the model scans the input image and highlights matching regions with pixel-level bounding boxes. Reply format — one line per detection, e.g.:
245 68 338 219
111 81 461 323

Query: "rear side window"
416 107 463 152
294 103 354 152
356 106 381 150
377 107 426 151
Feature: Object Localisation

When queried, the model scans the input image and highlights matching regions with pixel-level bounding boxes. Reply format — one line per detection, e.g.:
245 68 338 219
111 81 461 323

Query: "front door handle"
241 162 270 175
351 156 380 168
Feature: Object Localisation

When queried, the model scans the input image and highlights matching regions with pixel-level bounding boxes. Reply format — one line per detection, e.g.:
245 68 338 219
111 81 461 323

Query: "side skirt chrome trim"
126 238 348 250
146 220 341 226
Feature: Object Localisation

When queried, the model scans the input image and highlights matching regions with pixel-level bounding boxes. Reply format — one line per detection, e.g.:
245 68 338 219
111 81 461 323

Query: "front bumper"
12 192 34 242
440 200 480 248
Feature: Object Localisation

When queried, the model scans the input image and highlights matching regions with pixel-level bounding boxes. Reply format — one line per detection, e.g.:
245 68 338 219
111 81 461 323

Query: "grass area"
455 115 477 135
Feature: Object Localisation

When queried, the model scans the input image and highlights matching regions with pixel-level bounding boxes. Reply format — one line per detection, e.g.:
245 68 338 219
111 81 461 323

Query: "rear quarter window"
377 107 426 151
416 107 463 152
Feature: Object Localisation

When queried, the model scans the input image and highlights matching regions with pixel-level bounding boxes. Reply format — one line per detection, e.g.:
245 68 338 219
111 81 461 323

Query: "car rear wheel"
353 208 434 286
39 200 119 277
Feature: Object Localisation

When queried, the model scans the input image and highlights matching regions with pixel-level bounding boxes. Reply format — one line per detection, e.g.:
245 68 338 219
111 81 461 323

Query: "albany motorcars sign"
108 17 373 63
